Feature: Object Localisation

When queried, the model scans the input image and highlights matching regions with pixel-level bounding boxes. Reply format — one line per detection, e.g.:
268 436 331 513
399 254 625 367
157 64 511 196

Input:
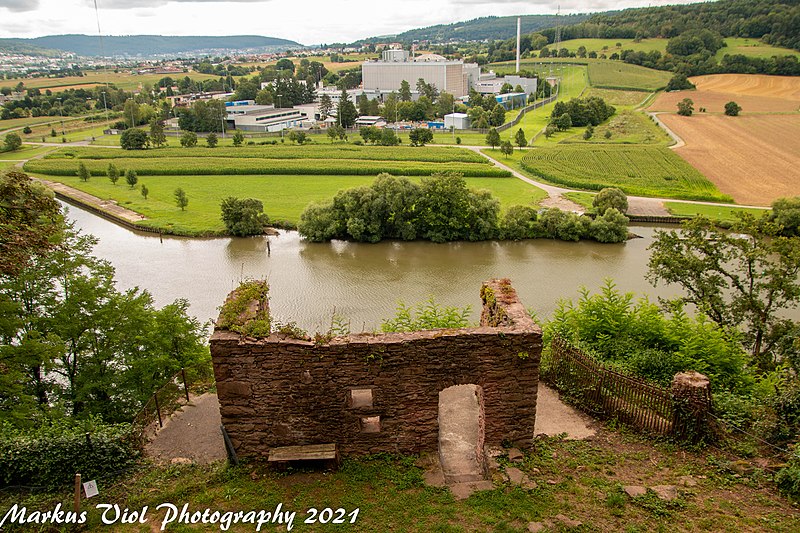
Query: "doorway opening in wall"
438 384 487 484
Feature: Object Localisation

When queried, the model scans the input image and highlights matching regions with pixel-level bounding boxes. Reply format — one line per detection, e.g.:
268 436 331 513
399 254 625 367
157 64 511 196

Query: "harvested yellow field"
692 74 800 100
649 74 800 113
660 114 800 205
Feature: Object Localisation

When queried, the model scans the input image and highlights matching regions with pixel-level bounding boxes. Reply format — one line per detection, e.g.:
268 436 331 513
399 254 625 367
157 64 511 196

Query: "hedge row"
25 158 512 178
0 421 141 489
47 145 488 164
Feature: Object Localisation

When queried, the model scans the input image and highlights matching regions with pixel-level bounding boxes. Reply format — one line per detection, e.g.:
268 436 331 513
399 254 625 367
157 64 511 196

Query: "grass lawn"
585 88 654 107
3 429 797 532
664 202 770 222
715 38 800 61
588 61 672 91
3 144 57 159
563 191 596 210
38 173 545 234
557 38 669 55
0 114 85 135
9 70 220 92
558 110 672 146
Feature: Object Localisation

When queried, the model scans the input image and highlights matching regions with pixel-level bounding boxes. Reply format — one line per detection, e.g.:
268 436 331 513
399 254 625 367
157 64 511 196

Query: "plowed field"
660 114 800 205
649 74 800 113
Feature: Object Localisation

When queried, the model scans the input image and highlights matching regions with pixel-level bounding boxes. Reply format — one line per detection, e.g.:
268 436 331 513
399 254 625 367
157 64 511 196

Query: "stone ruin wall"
210 279 542 460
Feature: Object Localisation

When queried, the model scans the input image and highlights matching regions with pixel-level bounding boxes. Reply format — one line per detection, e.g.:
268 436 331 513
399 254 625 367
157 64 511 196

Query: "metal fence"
542 336 677 435
131 362 215 444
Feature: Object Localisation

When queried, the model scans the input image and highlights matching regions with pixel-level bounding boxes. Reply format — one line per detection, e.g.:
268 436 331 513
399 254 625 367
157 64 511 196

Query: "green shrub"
220 197 269 236
588 208 629 243
0 419 140 489
382 297 471 332
501 205 544 240
593 187 628 214
776 450 800 501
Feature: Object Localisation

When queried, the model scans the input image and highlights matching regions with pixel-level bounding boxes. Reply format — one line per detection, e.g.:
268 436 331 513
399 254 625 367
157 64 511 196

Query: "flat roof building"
225 104 306 132
362 49 480 99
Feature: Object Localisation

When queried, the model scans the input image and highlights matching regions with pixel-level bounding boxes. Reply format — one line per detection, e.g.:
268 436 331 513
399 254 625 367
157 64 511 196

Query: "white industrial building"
444 113 470 130
225 104 306 132
474 73 537 96
362 49 480 98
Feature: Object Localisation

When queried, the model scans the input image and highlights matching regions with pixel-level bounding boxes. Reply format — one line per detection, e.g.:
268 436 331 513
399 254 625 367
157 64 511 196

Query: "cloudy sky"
0 0 706 45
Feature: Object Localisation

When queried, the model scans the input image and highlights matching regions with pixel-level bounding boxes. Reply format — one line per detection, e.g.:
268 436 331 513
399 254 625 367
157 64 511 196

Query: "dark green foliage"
666 74 696 91
408 128 433 147
140 184 149 200
206 132 218 148
148 119 166 148
552 97 616 128
514 128 527 148
22 126 32 134
125 169 138 188
174 187 188 210
76 162 90 182
120 128 148 150
588 208 630 243
593 187 629 214
486 128 501 148
501 205 543 240
232 130 245 147
3 132 21 152
381 297 471 332
538 208 587 241
177 99 226 133
106 163 119 185
180 131 198 148
677 98 694 116
724 101 742 116
667 29 725 57
220 197 269 236
500 140 513 157
769 196 800 237
546 280 753 392
583 125 594 140
776 451 800 501
647 215 800 371
489 104 506 127
337 90 358 128
555 113 573 131
0 419 140 489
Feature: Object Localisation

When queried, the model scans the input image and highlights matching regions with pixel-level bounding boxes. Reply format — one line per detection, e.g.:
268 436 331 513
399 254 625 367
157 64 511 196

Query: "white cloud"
94 0 268 8
0 0 41 13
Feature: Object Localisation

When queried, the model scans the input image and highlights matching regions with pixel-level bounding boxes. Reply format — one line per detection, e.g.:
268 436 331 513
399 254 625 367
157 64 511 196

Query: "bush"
120 128 149 150
588 208 629 243
677 98 694 116
381 297 471 332
593 187 628 214
0 419 141 489
206 133 218 148
666 74 695 91
724 101 742 116
776 450 800 501
408 128 433 147
179 131 197 148
769 196 800 237
3 132 22 152
501 205 543 240
220 197 269 236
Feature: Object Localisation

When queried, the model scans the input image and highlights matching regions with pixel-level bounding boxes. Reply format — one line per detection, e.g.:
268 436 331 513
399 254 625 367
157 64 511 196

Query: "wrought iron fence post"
182 368 190 402
154 391 163 428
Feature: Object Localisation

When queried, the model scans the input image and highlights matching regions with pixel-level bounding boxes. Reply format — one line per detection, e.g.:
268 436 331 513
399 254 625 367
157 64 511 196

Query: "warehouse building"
225 104 306 132
362 49 480 98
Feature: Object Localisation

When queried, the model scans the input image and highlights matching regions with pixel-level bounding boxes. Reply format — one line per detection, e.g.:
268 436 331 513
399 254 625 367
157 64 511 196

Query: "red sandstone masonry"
210 279 542 460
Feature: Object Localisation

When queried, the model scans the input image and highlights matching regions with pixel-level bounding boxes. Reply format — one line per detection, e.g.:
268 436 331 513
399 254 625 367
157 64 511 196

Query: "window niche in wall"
360 416 381 433
348 388 373 409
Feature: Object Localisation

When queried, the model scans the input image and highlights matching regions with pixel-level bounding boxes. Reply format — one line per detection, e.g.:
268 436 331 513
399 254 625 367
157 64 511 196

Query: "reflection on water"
62 201 683 332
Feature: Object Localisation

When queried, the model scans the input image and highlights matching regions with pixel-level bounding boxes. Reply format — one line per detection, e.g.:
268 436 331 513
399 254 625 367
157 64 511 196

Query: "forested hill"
544 0 800 51
358 14 592 44
0 35 302 57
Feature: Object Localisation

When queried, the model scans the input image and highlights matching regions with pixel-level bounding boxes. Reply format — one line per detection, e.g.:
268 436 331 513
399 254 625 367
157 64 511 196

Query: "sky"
0 0 708 45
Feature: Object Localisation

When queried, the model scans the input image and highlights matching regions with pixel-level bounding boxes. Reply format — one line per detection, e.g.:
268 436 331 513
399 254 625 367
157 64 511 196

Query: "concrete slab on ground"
145 392 226 464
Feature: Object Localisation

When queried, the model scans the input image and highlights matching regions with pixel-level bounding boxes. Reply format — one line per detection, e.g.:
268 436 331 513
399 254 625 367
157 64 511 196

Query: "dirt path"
534 384 596 440
145 393 226 464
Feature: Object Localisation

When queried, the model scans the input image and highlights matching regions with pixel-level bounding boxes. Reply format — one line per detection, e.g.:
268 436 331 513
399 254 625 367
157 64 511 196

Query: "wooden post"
154 392 163 428
73 473 81 514
182 368 190 402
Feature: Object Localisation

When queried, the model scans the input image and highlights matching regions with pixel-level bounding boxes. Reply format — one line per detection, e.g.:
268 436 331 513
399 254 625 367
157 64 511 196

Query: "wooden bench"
268 444 339 469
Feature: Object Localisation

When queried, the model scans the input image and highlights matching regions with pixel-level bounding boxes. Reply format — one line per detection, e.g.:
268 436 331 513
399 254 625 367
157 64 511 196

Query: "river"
63 201 685 333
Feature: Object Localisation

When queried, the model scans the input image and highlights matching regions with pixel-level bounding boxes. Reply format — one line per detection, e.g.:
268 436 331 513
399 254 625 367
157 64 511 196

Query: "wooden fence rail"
542 336 712 438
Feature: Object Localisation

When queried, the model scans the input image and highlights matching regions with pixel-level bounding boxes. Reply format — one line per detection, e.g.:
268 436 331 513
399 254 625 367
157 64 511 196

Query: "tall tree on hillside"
319 94 333 119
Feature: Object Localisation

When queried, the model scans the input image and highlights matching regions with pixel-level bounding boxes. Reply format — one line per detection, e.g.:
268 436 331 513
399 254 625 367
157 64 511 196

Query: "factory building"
362 49 480 98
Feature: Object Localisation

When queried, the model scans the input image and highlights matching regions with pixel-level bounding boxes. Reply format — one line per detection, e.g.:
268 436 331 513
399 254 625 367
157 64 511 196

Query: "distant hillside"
0 39 60 57
1 35 302 58
546 0 800 51
358 14 592 44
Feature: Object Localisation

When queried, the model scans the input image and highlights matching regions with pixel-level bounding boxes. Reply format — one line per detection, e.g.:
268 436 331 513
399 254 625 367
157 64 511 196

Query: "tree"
180 131 197 148
77 162 90 182
206 133 218 148
0 170 62 277
486 128 501 149
592 187 628 215
724 101 742 116
500 140 514 158
500 82 514 94
22 126 32 135
337 90 357 128
555 113 572 131
149 119 167 148
408 128 433 147
220 197 269 236
3 132 22 152
125 169 138 189
174 188 188 211
514 128 527 149
677 98 694 116
647 215 800 371
123 98 140 127
319 94 333 119
489 104 506 127
769 197 800 237
666 74 695 91
583 125 594 140
140 184 149 200
232 130 245 147
107 163 119 185
120 128 149 150
544 124 558 138
379 128 400 146
399 80 412 102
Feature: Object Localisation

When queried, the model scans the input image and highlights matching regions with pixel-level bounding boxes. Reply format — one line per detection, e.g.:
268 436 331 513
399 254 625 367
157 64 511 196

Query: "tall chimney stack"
516 17 521 73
